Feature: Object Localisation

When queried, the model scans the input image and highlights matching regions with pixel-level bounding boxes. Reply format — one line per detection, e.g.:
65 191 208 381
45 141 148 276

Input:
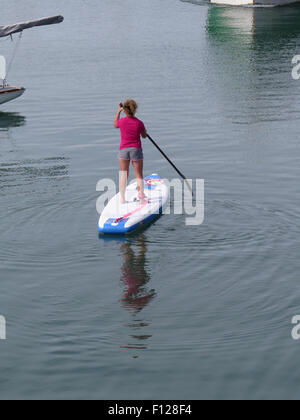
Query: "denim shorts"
119 148 144 161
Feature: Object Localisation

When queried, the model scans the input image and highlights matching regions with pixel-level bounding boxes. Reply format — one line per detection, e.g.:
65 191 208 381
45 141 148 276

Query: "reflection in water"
207 5 300 43
120 235 155 353
205 5 300 125
0 112 26 131
121 236 155 313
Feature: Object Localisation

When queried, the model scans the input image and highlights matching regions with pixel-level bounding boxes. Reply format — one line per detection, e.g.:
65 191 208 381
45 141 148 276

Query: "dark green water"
1 0 300 400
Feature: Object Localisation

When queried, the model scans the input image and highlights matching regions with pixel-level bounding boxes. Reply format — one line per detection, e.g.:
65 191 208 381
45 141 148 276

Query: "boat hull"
0 86 25 105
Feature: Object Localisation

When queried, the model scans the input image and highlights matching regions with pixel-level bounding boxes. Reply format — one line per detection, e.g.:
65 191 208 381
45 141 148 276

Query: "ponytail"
123 99 138 117
125 105 133 117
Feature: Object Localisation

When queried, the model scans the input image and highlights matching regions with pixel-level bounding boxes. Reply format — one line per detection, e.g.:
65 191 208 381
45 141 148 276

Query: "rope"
5 32 23 81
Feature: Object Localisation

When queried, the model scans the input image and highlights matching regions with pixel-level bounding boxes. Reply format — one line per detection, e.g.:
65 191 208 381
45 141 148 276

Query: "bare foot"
120 198 126 204
138 193 147 204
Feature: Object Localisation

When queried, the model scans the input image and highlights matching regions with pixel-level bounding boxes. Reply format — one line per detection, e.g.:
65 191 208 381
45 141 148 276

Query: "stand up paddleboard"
98 174 169 235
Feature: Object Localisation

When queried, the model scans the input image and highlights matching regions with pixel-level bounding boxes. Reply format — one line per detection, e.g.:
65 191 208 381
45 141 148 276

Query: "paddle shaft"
147 134 193 196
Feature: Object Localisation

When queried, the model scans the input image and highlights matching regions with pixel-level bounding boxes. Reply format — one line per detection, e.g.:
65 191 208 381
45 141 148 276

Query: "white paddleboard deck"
98 174 169 235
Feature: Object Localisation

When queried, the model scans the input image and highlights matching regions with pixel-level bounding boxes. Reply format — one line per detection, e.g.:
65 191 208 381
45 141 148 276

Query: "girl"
114 99 148 204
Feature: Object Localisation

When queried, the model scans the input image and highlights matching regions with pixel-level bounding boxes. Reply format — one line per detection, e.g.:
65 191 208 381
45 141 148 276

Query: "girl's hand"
114 104 123 128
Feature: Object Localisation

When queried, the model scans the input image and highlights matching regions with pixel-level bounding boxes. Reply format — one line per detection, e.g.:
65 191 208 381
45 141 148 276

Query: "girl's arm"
141 122 147 138
114 104 123 128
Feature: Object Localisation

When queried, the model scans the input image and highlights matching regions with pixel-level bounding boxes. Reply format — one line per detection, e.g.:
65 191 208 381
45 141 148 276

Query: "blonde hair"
123 99 138 117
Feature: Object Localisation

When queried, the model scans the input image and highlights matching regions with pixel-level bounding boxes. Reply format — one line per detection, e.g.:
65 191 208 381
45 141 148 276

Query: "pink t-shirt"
117 117 146 150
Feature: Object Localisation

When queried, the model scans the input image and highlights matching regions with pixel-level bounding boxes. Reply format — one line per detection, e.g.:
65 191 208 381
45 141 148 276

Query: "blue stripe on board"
98 205 164 235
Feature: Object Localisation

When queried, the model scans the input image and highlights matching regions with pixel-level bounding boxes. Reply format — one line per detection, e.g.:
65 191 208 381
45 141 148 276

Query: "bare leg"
132 160 145 202
119 159 130 204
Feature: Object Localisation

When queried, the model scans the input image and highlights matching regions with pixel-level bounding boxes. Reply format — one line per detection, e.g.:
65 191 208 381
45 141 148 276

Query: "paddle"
146 134 194 197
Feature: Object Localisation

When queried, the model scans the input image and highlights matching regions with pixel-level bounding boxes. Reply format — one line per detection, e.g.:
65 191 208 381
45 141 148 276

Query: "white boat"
0 85 25 105
211 0 300 6
0 15 63 106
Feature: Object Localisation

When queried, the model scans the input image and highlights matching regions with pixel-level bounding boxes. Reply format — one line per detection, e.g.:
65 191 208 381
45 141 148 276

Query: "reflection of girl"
120 238 155 314
114 99 148 204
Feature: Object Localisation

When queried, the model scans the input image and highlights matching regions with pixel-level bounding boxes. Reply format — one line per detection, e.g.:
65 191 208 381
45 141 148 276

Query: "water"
1 0 300 400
